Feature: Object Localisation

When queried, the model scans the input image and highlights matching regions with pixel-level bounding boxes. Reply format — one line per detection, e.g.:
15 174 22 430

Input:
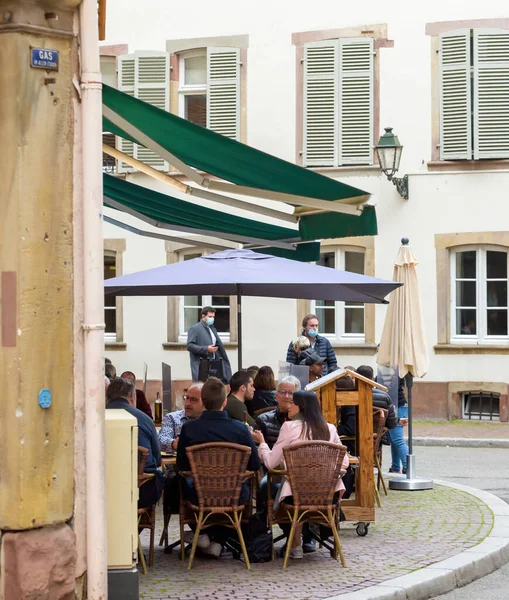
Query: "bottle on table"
154 392 162 426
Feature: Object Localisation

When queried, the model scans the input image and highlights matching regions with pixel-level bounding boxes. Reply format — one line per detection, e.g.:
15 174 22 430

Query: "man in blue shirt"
177 377 260 556
107 377 164 508
286 313 337 376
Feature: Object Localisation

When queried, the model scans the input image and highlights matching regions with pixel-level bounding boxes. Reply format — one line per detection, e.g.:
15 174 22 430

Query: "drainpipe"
79 0 108 598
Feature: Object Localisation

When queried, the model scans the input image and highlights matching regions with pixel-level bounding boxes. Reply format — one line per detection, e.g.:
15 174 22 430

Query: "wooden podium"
306 369 388 529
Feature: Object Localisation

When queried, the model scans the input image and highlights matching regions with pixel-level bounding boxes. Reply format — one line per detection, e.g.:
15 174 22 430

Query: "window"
117 51 170 171
462 392 500 420
178 47 241 139
104 253 118 342
179 253 231 337
313 248 365 340
439 28 509 160
303 38 374 167
451 247 508 343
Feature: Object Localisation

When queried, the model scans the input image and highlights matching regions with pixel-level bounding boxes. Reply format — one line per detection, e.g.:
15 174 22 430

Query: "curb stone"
323 479 509 600
411 437 509 448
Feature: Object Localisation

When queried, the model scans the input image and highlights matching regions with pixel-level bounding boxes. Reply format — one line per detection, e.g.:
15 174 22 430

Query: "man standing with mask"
187 306 232 382
286 313 337 376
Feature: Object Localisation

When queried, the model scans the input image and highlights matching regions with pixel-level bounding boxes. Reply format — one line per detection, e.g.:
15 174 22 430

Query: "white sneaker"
289 546 303 559
202 541 222 558
184 531 211 549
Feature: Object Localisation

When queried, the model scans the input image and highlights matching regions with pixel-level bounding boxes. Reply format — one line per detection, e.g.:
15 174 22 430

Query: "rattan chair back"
185 442 252 509
373 408 387 455
137 446 149 484
282 441 347 508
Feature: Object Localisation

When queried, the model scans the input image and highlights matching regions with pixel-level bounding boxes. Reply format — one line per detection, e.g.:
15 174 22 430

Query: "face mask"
206 317 215 327
307 328 318 338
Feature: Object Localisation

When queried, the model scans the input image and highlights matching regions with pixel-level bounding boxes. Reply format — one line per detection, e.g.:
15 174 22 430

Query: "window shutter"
473 29 509 159
206 47 241 140
439 30 472 160
338 38 374 165
117 54 136 173
303 41 339 167
134 52 170 170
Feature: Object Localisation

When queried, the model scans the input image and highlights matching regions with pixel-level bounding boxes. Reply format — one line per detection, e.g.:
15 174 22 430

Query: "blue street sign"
31 48 59 71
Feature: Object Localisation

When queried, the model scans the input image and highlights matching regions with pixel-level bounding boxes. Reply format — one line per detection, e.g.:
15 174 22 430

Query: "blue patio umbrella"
105 248 401 367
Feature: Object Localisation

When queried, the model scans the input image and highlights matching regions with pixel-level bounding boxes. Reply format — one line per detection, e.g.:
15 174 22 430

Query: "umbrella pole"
389 372 433 491
237 288 242 370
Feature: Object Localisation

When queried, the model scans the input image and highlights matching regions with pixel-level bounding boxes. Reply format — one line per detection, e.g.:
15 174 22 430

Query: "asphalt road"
383 445 509 599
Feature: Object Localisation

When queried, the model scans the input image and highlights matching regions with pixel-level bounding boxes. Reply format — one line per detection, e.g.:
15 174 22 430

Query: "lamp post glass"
376 127 403 179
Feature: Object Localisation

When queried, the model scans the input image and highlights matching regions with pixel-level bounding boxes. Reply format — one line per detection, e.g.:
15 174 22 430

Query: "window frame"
311 246 367 343
427 18 509 168
103 239 126 347
293 24 393 169
177 249 232 342
178 49 208 126
450 245 509 345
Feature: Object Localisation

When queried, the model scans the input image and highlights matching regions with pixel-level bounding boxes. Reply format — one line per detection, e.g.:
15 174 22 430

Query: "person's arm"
386 402 398 430
158 413 177 451
285 342 298 365
329 425 350 471
186 326 209 357
338 406 356 438
136 390 153 419
243 432 261 471
258 422 291 470
325 338 338 371
176 429 190 472
150 420 161 468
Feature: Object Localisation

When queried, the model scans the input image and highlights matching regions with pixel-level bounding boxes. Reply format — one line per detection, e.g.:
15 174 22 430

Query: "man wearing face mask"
285 313 337 376
187 306 232 382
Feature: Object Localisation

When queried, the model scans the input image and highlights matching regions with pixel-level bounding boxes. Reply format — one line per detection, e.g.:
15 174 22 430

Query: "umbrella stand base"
388 454 434 491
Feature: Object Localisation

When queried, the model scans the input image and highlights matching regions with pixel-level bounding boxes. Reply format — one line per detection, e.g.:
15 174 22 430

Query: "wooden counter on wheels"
306 369 388 535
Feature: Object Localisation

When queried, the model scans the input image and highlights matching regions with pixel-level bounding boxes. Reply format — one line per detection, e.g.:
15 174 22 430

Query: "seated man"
356 365 399 430
159 382 204 518
299 350 325 383
226 371 256 427
121 370 153 419
107 377 164 508
177 377 260 557
159 382 204 452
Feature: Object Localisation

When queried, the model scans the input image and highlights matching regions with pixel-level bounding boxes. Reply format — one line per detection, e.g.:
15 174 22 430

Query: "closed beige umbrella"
377 240 428 378
377 238 432 491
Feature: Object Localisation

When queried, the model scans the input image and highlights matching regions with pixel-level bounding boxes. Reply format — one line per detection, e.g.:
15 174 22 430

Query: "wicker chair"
137 447 157 574
179 442 255 570
267 441 348 569
373 408 388 508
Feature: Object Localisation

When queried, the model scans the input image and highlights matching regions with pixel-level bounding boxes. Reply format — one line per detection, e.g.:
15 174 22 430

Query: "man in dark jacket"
186 306 232 383
356 365 401 430
255 375 300 447
285 313 337 376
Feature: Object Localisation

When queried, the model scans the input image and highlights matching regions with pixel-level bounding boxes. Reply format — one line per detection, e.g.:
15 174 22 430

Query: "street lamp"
375 127 409 200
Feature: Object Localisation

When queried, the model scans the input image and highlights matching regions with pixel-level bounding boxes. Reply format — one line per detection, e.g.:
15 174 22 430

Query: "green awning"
102 84 369 205
299 206 378 241
104 174 298 242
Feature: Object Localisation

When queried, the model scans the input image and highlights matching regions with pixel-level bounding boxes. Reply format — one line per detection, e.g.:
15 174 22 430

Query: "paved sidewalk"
412 420 509 439
139 484 492 600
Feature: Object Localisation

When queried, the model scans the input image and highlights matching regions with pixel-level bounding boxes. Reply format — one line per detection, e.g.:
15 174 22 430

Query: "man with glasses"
255 375 300 448
159 382 204 452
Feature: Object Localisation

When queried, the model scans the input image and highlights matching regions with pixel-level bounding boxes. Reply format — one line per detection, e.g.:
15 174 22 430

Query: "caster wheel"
356 523 369 537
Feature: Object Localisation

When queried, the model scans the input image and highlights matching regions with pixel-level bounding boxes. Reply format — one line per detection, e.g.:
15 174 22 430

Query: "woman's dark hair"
292 391 330 441
254 365 276 391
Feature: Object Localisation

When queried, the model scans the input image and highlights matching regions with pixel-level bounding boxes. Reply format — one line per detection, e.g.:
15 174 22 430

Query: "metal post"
237 288 242 370
389 372 433 491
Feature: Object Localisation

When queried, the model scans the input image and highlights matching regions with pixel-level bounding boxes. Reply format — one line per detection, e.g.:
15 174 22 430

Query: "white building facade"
100 0 509 421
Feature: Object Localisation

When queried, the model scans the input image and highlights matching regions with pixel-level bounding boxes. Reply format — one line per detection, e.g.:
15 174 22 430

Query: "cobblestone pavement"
413 420 509 438
139 484 493 600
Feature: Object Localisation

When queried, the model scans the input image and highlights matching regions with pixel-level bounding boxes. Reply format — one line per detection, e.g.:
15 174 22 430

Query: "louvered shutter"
338 38 374 165
303 41 339 167
134 52 170 170
439 30 472 160
473 29 509 159
117 54 136 172
206 47 240 140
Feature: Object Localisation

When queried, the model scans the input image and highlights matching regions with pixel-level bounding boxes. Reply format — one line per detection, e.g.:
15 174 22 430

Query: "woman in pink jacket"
252 390 349 559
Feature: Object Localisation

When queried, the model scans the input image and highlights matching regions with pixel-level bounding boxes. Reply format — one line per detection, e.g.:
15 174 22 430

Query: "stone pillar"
0 2 83 598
